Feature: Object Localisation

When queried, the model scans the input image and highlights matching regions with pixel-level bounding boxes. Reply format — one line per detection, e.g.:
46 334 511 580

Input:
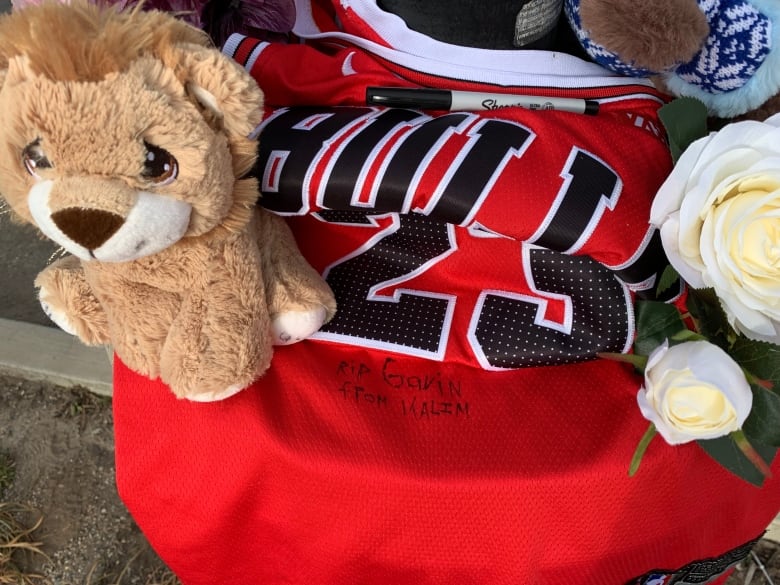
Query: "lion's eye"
142 142 178 185
22 140 52 178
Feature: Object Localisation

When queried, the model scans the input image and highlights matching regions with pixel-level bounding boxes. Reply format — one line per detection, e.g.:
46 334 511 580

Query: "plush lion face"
0 2 263 262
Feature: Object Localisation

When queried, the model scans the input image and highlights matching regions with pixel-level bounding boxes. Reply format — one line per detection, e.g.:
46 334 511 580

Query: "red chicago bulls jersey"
112 2 780 584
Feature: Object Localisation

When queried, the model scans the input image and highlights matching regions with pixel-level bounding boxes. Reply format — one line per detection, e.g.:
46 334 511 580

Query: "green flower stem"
629 424 657 477
743 370 774 390
597 352 649 370
670 330 707 342
731 430 773 479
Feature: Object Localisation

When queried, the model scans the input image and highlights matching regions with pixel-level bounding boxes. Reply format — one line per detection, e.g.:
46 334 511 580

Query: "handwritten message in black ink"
333 358 470 421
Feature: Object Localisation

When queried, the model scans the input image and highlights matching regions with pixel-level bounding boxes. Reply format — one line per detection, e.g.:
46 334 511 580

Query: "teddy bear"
562 0 780 120
0 0 337 401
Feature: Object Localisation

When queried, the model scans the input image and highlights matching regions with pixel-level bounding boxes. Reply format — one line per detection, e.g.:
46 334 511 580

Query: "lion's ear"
3 55 32 88
171 43 264 139
0 55 32 102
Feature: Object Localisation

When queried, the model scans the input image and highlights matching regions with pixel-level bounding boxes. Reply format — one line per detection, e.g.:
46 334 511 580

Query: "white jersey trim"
293 0 656 90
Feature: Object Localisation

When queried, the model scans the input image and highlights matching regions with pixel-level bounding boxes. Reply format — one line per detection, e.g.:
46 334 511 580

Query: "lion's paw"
184 383 246 403
39 295 78 336
271 306 328 346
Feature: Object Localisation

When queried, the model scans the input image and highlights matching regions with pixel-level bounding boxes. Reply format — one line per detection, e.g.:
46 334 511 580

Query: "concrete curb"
770 519 780 543
0 317 113 397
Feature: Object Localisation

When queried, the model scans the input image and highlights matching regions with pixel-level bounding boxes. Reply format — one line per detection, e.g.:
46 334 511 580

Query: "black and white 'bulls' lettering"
255 107 670 368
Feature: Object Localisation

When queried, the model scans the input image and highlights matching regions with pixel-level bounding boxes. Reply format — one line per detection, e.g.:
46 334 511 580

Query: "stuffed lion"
0 1 337 401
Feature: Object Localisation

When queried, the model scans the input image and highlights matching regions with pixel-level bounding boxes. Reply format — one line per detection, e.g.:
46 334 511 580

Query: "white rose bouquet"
602 98 780 487
650 113 780 344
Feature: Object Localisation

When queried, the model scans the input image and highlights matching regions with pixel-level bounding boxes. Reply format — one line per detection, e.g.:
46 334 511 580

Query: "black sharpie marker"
366 86 599 115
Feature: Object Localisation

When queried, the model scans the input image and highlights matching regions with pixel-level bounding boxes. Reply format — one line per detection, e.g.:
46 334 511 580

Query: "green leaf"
730 337 780 389
730 337 780 445
685 288 731 349
697 435 776 487
743 383 780 446
670 330 707 343
656 265 680 296
633 301 687 357
658 97 709 163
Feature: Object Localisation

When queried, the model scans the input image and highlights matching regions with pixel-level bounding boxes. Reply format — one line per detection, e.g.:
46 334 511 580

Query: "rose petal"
697 119 777 168
735 320 780 345
637 388 693 445
706 192 780 334
747 124 780 155
651 134 714 224
686 148 764 209
766 113 780 127
658 214 707 287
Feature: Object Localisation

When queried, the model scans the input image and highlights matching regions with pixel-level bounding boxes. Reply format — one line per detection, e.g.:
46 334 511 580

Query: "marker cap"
366 87 451 110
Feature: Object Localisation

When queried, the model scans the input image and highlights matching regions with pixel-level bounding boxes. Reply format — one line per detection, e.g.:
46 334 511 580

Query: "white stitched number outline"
257 107 661 368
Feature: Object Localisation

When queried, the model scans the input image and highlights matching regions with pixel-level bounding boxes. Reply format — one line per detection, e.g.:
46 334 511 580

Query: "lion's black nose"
51 208 124 250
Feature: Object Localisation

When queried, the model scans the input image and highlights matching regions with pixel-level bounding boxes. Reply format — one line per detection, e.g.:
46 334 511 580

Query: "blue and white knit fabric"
563 0 771 93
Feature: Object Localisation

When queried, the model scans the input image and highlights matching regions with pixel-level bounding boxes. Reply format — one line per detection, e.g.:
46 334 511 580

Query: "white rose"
650 114 780 344
636 340 752 445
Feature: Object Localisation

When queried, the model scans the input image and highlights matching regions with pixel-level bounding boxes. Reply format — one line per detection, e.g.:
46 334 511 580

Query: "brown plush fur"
730 93 780 123
0 2 205 82
0 1 336 400
580 0 709 72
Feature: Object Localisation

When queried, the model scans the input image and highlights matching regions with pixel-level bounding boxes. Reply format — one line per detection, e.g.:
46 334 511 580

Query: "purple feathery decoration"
122 0 206 28
11 0 204 28
10 0 297 48
201 0 296 47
